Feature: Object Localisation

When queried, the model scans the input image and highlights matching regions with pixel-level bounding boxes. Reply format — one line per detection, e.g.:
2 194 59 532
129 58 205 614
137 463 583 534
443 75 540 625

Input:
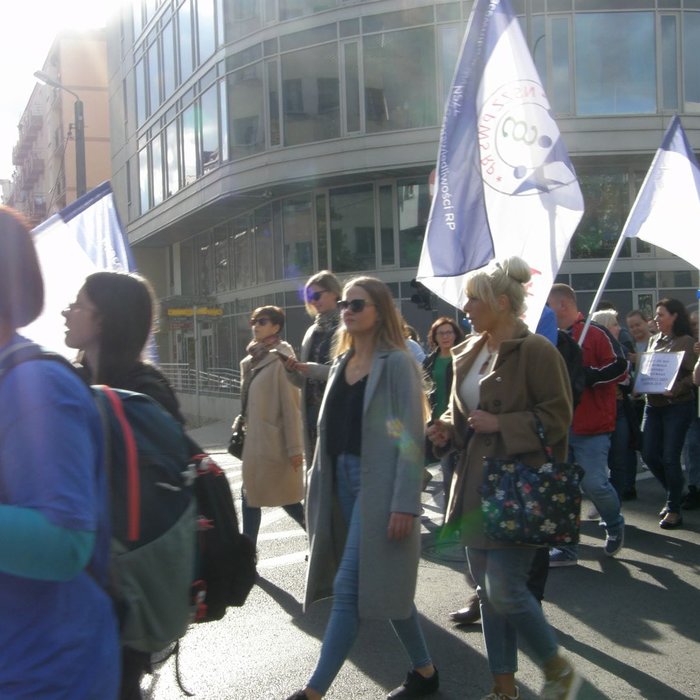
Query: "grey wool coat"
304 348 425 620
240 340 304 507
443 321 573 549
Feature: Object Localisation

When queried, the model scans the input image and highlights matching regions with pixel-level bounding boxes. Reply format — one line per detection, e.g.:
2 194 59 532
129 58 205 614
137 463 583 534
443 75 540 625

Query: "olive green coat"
442 322 573 549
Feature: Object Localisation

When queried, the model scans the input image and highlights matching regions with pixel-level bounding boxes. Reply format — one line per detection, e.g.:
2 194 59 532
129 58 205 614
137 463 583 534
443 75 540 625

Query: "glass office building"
107 0 700 373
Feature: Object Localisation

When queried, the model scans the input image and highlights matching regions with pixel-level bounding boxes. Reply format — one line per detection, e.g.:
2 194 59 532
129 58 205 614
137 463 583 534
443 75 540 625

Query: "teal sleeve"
0 505 96 581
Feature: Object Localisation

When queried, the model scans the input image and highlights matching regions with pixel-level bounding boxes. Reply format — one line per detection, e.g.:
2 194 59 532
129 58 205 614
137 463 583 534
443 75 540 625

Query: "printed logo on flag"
479 80 578 197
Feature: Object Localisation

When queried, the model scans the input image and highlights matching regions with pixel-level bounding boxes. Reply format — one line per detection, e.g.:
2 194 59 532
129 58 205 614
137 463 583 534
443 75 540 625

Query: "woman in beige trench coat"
285 277 438 700
239 305 304 548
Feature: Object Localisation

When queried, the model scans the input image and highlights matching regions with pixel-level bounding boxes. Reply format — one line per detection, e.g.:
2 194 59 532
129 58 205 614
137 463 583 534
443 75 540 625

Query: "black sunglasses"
249 317 271 327
306 290 326 302
337 299 375 313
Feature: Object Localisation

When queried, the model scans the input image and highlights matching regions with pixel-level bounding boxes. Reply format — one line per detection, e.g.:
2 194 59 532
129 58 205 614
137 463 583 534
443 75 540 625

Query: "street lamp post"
34 70 86 198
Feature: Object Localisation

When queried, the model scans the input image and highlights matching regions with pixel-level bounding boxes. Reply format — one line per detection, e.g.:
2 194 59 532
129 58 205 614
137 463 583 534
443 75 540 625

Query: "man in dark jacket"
547 284 628 566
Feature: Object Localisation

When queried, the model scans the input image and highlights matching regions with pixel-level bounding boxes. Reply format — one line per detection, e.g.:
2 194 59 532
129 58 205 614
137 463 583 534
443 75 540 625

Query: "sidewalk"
188 419 233 453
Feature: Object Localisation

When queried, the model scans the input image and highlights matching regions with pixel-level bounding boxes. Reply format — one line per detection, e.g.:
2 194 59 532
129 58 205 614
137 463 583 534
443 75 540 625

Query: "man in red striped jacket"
547 284 628 566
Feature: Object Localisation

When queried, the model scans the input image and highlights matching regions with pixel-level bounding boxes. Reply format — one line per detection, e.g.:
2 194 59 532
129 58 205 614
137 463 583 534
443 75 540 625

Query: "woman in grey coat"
283 270 341 468
285 277 438 700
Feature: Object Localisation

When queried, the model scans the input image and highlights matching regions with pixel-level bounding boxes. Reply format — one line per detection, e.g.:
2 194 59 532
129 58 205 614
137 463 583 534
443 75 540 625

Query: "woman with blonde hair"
284 270 341 468
428 257 578 700
286 277 438 700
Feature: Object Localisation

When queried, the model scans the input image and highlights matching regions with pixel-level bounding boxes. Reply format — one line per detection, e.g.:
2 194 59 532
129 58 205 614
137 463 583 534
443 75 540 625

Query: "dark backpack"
188 451 258 622
0 343 196 652
94 385 196 653
556 330 586 408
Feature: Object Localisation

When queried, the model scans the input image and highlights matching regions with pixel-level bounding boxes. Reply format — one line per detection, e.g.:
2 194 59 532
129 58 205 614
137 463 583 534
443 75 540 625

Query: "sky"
0 0 131 183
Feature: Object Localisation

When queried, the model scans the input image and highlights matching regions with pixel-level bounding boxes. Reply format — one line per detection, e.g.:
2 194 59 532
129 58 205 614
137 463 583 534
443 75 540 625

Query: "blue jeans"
642 401 694 513
556 431 623 559
608 399 638 495
467 547 559 675
308 453 432 695
240 488 305 549
682 415 700 488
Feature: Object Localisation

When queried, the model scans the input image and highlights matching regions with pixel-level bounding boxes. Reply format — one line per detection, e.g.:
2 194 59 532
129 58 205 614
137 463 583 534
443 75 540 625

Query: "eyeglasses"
306 290 327 303
249 317 271 327
65 302 96 314
436 329 455 336
337 299 375 313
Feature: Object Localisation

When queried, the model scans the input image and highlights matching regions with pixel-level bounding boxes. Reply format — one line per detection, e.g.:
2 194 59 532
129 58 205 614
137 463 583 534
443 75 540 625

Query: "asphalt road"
142 443 700 700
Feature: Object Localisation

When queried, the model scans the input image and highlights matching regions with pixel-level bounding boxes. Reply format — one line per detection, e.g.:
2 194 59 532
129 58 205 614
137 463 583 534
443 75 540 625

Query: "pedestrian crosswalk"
215 454 450 571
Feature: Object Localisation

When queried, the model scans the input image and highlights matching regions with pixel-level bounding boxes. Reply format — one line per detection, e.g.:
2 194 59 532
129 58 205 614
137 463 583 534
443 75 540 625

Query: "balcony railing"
158 363 241 396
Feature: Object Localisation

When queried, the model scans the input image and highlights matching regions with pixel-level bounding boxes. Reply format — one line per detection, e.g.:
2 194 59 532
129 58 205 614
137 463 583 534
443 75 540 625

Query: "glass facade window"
232 215 255 289
228 61 265 159
267 59 281 146
379 184 395 266
570 173 631 259
329 184 375 273
197 0 216 64
661 14 679 110
281 195 314 278
182 104 197 185
226 0 261 41
165 120 180 197
135 58 147 127
162 20 176 98
255 205 275 284
138 146 149 214
551 16 572 114
363 27 437 132
178 0 194 85
214 225 230 292
343 42 360 133
151 133 164 206
281 44 340 147
574 13 655 115
148 38 160 116
315 193 328 269
683 12 700 111
279 0 336 21
197 233 214 296
398 178 430 267
200 83 220 172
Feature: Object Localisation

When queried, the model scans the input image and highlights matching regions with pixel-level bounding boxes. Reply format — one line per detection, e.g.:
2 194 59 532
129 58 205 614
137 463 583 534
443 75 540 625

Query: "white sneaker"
542 663 582 699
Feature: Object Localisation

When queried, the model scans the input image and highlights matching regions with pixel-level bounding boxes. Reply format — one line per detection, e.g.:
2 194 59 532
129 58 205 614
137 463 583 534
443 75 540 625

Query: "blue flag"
622 115 700 269
26 181 135 354
417 0 583 327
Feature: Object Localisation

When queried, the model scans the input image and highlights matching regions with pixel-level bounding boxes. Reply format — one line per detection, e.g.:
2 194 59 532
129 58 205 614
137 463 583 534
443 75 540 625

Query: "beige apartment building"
7 29 111 226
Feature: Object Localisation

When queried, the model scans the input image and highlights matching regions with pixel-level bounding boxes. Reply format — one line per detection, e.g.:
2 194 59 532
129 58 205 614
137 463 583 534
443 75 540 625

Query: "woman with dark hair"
63 270 184 699
240 305 305 548
284 270 341 468
423 316 464 510
641 298 698 529
286 277 438 700
0 208 119 698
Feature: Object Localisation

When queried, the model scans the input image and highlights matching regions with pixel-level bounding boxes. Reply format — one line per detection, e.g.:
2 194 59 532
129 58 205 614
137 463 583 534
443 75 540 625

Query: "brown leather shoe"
448 605 481 624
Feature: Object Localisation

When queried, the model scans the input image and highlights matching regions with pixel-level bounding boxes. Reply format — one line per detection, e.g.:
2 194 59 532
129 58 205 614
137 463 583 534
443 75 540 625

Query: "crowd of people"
2 199 699 699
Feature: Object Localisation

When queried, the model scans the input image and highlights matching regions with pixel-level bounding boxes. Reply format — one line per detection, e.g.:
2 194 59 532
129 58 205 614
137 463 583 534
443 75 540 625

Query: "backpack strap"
94 386 141 542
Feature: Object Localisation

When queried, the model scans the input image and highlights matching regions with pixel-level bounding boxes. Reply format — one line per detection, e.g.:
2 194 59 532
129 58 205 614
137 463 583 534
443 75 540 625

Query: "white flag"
25 181 134 355
417 0 583 327
622 115 700 269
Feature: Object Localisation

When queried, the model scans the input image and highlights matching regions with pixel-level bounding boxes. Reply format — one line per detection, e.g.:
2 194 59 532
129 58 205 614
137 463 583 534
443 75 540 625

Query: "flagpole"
579 232 629 346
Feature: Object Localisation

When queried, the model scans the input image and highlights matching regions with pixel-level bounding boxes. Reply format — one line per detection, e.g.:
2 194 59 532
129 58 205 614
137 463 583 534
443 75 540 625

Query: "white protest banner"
633 352 684 394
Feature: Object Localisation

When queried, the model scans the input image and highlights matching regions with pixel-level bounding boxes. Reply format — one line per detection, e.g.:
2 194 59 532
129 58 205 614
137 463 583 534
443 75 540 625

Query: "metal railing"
159 363 241 395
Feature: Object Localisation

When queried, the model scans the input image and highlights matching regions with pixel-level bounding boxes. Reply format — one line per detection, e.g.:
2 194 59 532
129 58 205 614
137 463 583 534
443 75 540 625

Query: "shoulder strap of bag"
93 385 141 542
532 413 554 462
240 360 273 421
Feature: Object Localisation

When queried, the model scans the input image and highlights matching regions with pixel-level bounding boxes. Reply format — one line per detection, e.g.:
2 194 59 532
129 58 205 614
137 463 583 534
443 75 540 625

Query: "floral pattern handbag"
480 416 584 546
